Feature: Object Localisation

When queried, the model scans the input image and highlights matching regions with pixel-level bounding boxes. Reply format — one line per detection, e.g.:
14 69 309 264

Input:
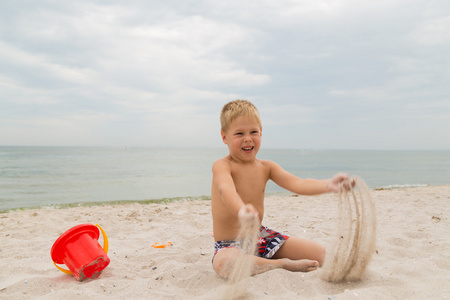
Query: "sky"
1 0 449 150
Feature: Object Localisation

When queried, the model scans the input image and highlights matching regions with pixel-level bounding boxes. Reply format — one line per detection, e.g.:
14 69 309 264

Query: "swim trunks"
213 226 289 261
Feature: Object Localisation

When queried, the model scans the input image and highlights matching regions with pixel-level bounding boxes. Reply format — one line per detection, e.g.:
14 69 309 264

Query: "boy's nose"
243 135 252 142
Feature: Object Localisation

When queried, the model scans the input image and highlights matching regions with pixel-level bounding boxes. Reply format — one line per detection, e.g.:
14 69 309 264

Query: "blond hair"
220 100 261 132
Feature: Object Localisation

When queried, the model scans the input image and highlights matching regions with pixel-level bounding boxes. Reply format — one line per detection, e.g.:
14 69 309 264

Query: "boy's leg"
213 247 319 279
272 236 326 266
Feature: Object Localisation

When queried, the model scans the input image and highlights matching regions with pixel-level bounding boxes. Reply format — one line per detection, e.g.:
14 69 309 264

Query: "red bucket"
51 224 110 281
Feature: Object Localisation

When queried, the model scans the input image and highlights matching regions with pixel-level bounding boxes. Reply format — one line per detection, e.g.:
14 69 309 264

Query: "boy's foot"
281 258 319 272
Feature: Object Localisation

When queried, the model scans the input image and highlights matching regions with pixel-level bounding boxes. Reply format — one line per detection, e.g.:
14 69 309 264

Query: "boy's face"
221 115 262 162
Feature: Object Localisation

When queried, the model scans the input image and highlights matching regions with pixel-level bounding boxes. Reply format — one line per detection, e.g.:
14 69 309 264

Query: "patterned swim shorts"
213 226 289 260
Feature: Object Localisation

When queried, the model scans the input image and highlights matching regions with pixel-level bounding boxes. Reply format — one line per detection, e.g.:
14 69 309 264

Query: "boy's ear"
221 130 228 144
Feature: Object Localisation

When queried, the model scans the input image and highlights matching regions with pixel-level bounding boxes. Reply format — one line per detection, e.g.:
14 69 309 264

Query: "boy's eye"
235 132 243 136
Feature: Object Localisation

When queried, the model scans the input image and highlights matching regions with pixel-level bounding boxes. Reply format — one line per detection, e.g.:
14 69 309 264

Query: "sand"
322 178 377 282
1 186 449 299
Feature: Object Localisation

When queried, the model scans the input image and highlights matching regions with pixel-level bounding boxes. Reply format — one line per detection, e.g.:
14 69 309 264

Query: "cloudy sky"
1 0 449 149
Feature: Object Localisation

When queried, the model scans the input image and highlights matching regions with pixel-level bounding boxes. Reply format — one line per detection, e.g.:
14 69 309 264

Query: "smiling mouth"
242 146 254 151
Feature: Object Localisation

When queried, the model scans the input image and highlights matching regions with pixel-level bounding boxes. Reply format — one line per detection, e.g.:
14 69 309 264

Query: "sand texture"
1 186 449 299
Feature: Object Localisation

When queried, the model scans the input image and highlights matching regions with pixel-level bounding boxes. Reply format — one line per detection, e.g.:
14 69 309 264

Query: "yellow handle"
53 262 73 275
95 224 109 254
54 224 109 275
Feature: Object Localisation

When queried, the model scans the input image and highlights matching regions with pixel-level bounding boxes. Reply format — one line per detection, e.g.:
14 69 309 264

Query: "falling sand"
321 177 377 282
223 177 376 298
223 212 260 299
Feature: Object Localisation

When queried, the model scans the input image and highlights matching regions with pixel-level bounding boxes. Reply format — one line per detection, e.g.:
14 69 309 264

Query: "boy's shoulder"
212 156 277 169
213 155 231 165
212 156 232 171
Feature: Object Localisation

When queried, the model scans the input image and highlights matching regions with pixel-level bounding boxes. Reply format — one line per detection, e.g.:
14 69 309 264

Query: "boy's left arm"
268 161 350 195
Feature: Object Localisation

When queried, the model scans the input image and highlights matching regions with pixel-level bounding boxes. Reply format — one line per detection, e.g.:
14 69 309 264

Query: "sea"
1 146 449 212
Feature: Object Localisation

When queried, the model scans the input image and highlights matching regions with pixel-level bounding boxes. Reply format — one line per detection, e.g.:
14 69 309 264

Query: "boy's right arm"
212 160 257 217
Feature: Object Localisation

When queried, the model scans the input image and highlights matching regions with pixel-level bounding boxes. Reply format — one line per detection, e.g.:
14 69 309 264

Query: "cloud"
0 0 449 149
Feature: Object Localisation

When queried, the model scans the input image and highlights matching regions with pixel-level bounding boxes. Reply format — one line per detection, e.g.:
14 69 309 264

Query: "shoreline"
1 184 445 214
1 185 449 299
0 195 212 214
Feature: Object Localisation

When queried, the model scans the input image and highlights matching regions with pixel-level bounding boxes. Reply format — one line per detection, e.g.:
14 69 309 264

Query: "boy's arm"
268 161 350 195
212 160 258 217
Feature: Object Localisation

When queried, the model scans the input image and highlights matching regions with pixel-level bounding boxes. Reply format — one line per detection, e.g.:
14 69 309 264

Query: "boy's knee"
212 251 235 279
318 246 326 267
212 257 225 277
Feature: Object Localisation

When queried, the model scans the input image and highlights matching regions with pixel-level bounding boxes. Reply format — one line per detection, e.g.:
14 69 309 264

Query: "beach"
1 186 449 299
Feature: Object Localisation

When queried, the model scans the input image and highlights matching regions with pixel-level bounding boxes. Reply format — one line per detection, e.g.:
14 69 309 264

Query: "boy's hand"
327 173 354 193
238 203 259 224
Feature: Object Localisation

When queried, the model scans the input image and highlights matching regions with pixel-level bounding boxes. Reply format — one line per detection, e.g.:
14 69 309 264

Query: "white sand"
1 186 449 299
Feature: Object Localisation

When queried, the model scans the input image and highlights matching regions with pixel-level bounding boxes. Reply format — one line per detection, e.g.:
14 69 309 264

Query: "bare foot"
280 258 319 272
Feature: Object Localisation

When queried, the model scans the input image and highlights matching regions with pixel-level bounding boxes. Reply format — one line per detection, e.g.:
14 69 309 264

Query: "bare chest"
230 163 269 200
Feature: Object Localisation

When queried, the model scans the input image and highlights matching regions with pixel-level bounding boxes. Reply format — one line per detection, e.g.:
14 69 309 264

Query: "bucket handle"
96 224 109 254
53 224 109 275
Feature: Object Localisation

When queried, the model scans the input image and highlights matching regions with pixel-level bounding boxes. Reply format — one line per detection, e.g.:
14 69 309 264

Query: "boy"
211 99 352 278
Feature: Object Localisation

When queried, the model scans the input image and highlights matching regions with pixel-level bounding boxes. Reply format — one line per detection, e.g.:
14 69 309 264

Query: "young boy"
211 99 352 278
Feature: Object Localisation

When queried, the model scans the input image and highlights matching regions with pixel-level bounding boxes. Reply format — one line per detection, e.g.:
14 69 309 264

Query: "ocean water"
1 146 449 211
